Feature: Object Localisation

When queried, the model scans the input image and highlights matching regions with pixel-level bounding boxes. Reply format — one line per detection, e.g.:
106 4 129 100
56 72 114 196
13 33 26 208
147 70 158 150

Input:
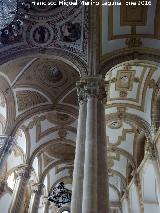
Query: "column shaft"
134 174 144 213
97 100 109 212
71 100 87 213
82 96 98 213
30 192 41 213
30 183 44 213
44 201 50 213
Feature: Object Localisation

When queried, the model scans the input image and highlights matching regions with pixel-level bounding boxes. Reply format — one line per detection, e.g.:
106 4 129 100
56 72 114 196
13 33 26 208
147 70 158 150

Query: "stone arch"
151 90 160 133
0 47 87 77
106 112 152 141
8 104 78 137
28 138 75 165
100 50 160 76
0 75 16 135
39 159 72 183
108 147 136 170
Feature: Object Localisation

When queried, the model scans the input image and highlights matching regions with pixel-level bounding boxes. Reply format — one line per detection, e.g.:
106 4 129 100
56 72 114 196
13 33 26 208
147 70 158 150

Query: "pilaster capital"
16 165 32 180
32 183 45 194
123 189 129 199
145 141 157 160
76 76 108 104
133 172 140 187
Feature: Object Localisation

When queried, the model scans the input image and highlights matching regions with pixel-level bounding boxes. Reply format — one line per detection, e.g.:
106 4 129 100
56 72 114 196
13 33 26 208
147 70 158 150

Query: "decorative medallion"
45 143 75 161
46 111 74 125
30 23 54 47
47 66 63 82
108 120 122 129
125 37 142 48
116 70 134 91
61 22 81 42
58 130 68 139
119 90 128 98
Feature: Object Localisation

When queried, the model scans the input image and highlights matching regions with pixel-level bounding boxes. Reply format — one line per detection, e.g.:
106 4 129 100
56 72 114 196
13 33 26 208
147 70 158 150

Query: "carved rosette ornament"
76 77 108 104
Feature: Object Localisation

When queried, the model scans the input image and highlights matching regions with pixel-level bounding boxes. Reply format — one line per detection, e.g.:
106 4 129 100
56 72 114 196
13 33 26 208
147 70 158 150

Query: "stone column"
44 200 50 213
133 173 144 213
145 141 160 201
30 183 44 213
97 90 109 212
124 190 131 213
9 165 32 213
71 82 87 213
0 136 16 175
81 77 109 213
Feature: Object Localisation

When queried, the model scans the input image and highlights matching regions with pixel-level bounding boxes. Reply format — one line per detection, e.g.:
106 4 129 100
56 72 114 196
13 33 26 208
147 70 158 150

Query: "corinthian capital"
32 183 45 194
76 76 108 104
16 165 32 180
145 141 157 160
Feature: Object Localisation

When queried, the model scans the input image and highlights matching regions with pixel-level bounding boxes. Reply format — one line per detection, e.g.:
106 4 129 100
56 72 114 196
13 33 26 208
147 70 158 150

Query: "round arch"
0 76 16 135
28 138 75 165
8 104 78 137
100 50 160 76
0 47 87 77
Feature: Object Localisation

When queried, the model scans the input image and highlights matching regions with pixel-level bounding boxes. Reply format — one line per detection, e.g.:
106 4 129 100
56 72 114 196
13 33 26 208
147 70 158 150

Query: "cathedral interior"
0 0 160 213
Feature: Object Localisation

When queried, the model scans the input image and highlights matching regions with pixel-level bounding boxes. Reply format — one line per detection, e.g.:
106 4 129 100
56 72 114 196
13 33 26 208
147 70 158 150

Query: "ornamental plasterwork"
23 112 76 143
15 90 49 113
105 112 152 140
0 1 88 62
115 70 135 91
13 58 79 105
107 122 137 148
101 0 160 57
106 62 158 113
43 142 75 162
45 111 75 126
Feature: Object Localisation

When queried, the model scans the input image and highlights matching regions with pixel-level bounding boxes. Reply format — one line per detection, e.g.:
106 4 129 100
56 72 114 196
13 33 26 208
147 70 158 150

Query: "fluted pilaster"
9 165 32 213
